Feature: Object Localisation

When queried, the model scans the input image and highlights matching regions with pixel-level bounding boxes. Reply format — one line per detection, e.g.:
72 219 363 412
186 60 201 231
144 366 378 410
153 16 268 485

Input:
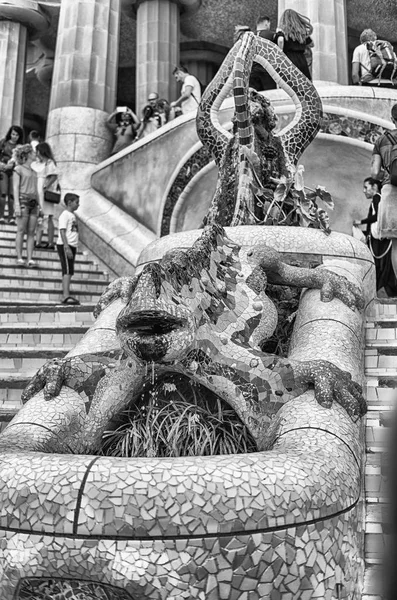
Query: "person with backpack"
352 28 397 86
171 66 202 115
371 103 397 284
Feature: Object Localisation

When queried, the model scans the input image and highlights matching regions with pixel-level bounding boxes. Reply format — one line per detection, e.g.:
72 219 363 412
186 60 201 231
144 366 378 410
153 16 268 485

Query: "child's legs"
62 274 71 298
26 210 38 261
47 215 54 245
16 213 29 259
35 216 44 245
6 174 14 219
0 174 7 218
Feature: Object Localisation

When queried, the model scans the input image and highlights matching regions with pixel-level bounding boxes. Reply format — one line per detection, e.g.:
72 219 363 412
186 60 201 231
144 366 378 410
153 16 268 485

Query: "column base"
46 106 113 191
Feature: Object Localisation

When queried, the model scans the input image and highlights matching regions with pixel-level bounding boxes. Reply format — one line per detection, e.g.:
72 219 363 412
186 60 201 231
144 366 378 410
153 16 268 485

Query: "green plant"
250 162 334 234
101 374 257 458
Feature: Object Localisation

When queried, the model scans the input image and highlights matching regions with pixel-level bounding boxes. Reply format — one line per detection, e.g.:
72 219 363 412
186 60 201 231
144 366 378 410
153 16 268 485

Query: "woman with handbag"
31 142 59 249
13 145 39 268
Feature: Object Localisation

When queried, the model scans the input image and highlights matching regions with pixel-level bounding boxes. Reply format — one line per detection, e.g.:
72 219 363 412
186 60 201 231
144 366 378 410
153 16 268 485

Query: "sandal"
62 296 80 305
27 260 38 269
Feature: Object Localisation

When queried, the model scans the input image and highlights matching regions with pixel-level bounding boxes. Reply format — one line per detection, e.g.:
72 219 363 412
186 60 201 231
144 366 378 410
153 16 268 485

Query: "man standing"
136 92 161 139
250 16 277 92
371 103 397 283
171 66 201 115
353 177 397 296
256 15 275 41
352 29 377 85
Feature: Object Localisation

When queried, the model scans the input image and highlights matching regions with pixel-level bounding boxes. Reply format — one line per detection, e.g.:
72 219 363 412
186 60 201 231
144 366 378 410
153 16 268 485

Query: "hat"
148 93 159 101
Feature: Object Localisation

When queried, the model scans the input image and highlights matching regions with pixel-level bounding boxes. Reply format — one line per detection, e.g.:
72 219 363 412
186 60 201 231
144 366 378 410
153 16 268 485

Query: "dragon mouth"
120 311 187 337
117 311 193 363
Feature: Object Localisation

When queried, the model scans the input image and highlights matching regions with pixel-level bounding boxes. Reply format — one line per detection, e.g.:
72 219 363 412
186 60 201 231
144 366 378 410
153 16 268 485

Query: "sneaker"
16 258 26 266
27 260 38 269
8 218 16 225
0 218 6 224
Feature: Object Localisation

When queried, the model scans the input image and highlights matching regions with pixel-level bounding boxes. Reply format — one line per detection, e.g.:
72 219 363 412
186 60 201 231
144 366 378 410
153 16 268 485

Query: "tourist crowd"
0 128 81 305
107 65 202 155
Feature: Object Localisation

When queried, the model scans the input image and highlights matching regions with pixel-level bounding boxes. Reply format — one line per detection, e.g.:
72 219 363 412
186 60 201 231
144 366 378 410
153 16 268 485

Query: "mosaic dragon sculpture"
0 34 371 600
0 223 365 456
197 32 322 226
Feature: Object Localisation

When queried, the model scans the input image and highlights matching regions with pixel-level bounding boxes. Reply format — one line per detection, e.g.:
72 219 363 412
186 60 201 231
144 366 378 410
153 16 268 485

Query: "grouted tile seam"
1 422 75 454
272 425 362 470
73 455 102 535
0 495 361 542
293 317 362 343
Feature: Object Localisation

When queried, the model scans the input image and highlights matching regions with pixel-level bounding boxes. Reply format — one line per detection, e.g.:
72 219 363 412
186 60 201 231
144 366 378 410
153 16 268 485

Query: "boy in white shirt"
56 193 80 305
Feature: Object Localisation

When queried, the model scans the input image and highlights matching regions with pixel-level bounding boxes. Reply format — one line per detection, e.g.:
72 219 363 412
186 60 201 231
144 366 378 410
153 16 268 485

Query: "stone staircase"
363 299 397 600
0 221 110 422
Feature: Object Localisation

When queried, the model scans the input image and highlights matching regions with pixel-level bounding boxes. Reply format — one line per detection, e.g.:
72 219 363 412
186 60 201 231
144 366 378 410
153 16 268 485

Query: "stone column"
134 0 201 113
278 0 348 85
0 1 49 134
46 0 121 190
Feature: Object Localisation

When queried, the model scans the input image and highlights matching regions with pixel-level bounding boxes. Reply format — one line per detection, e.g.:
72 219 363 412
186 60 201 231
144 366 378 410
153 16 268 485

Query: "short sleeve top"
14 164 37 198
57 210 79 247
31 159 59 192
181 75 201 114
373 130 397 185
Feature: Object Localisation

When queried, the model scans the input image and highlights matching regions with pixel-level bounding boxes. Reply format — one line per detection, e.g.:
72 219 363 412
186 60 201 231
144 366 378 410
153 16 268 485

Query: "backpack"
366 40 397 84
384 130 397 186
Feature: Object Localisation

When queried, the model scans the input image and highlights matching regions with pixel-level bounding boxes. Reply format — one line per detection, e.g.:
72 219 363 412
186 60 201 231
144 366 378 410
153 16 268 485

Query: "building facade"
0 0 396 139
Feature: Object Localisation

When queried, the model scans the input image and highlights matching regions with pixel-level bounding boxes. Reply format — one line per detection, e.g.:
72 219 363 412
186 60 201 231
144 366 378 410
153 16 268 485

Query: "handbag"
44 182 61 204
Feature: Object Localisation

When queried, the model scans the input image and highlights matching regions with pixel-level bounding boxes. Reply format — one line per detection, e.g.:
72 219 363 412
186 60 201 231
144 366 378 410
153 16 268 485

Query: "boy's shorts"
57 244 77 276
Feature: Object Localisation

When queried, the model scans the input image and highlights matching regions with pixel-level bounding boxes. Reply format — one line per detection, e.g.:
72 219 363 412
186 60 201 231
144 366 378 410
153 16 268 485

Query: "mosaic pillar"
0 1 49 134
46 0 121 190
278 0 348 84
135 0 201 113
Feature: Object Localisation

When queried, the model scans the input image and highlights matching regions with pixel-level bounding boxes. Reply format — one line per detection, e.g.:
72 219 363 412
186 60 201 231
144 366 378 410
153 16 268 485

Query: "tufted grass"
101 374 257 458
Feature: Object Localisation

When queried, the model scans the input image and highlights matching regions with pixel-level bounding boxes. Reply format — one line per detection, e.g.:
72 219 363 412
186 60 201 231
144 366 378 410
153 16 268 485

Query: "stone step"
363 565 384 599
0 304 96 325
366 384 397 406
0 262 110 278
0 321 89 347
0 372 34 416
0 253 101 269
365 368 397 380
365 531 389 565
0 286 101 303
0 346 70 373
366 503 389 527
365 454 388 501
366 424 390 453
0 242 87 258
0 275 106 294
0 231 58 241
366 338 397 348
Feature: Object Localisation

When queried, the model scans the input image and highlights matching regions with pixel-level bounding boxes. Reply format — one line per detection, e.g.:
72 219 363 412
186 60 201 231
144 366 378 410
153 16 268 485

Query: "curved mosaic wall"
160 112 388 236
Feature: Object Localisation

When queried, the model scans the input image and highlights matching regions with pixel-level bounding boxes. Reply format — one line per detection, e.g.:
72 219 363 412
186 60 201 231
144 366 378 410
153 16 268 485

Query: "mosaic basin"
0 227 374 600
